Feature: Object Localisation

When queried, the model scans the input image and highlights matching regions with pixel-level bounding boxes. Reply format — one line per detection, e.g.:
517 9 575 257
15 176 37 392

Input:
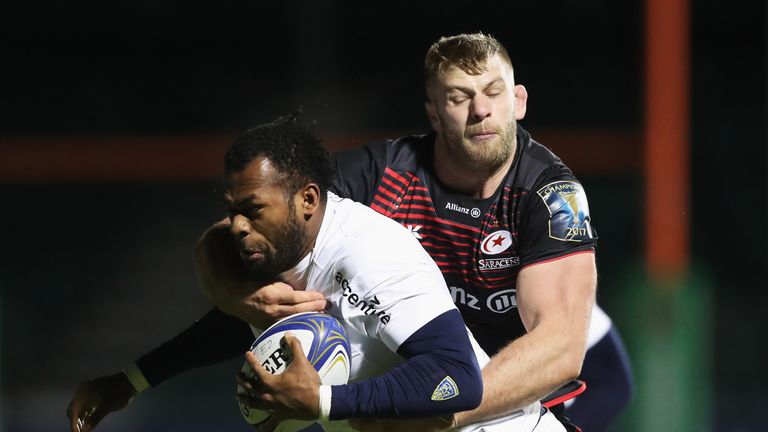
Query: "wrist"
318 385 332 421
122 363 150 394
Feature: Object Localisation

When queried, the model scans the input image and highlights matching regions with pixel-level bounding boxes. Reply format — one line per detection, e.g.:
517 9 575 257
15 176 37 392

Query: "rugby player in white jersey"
68 116 567 431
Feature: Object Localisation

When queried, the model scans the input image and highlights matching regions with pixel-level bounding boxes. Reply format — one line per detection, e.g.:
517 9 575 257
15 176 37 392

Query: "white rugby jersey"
250 192 551 432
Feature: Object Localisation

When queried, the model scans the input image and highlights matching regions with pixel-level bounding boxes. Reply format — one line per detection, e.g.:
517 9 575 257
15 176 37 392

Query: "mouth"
239 248 265 262
468 132 498 141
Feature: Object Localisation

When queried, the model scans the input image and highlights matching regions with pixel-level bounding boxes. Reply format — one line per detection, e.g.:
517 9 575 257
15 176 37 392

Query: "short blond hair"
424 33 513 89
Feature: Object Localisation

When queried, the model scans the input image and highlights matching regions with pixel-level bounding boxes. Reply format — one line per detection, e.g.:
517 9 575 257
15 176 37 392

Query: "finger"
237 392 275 411
245 351 272 383
283 289 326 303
236 372 257 393
81 407 107 432
69 411 80 432
266 283 325 304
67 391 90 432
278 299 330 316
67 400 79 431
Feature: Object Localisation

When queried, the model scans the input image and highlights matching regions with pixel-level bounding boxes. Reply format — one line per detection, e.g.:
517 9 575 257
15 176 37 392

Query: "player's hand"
349 416 457 432
66 372 138 432
196 219 328 328
237 335 321 421
236 281 330 328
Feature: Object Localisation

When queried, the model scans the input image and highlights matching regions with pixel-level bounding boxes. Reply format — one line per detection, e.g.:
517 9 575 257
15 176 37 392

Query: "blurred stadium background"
1 1 765 431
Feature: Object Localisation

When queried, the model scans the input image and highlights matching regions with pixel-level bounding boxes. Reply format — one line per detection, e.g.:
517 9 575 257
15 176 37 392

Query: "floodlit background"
1 1 765 431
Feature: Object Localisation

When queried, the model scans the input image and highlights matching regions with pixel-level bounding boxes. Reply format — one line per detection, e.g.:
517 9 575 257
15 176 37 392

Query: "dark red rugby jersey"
331 127 597 355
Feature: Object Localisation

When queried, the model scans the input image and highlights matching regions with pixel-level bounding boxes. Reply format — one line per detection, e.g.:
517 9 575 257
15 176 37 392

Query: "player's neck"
432 138 515 199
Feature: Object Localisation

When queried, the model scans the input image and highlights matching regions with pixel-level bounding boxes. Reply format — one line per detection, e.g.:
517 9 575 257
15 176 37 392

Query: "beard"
242 202 309 280
441 119 517 174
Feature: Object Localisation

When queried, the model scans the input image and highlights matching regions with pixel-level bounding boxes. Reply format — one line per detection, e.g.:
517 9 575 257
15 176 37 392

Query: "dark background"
1 1 765 431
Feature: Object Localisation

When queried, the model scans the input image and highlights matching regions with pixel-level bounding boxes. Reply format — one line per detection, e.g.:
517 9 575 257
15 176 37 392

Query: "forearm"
329 310 483 420
135 307 254 387
454 321 584 427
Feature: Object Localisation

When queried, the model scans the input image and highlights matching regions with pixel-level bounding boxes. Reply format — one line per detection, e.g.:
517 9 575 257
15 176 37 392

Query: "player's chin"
244 260 277 280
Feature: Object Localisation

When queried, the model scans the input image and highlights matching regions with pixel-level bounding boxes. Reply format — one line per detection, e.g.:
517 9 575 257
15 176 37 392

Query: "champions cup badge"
537 181 594 242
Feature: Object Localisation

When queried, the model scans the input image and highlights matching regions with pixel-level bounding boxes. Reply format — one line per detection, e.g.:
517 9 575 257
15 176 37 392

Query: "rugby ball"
236 312 351 425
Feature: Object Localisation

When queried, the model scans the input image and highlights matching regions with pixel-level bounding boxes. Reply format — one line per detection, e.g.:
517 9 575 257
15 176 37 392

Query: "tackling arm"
454 251 596 427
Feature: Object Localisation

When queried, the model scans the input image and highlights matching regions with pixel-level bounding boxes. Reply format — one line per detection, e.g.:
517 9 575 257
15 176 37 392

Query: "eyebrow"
446 78 505 95
223 192 262 207
483 78 505 90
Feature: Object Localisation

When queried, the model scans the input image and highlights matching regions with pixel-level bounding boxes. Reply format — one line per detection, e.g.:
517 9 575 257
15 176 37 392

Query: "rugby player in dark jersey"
68 33 632 431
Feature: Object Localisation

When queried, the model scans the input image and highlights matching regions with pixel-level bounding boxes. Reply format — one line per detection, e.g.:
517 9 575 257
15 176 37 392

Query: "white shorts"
533 409 567 431
458 403 566 432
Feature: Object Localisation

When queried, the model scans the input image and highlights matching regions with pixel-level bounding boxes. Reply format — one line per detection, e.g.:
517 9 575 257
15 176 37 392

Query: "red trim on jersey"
393 203 438 213
407 185 430 193
370 202 392 216
383 167 412 187
541 380 587 408
397 194 433 203
382 176 407 194
520 250 595 271
406 223 479 242
374 186 400 202
428 251 472 259
393 212 483 233
420 240 471 251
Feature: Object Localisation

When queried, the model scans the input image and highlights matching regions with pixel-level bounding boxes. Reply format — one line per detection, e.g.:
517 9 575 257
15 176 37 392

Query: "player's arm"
327 308 483 419
196 218 328 328
451 170 598 426
453 251 596 427
239 309 483 421
66 219 329 431
67 307 252 432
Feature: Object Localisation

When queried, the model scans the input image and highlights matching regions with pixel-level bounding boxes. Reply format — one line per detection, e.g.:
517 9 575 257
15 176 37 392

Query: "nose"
469 95 492 122
230 214 251 239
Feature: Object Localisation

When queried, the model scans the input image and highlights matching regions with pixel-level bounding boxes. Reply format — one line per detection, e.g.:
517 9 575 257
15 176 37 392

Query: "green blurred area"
614 267 713 432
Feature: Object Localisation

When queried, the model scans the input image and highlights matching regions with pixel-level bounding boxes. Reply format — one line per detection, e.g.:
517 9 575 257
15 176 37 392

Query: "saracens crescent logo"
480 230 512 255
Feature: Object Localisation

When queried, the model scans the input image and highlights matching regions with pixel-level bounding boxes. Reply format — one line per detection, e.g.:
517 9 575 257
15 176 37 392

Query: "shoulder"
319 193 426 260
515 127 573 186
513 126 577 190
335 134 433 170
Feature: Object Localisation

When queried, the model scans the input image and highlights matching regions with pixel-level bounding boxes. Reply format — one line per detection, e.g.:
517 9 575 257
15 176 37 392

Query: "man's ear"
298 183 321 218
514 84 528 120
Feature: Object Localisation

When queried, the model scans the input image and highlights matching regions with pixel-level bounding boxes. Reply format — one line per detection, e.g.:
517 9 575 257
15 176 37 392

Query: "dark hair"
424 32 513 88
224 113 335 199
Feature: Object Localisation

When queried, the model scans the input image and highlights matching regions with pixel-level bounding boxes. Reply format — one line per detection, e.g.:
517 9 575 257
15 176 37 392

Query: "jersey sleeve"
336 231 458 352
134 307 254 386
330 141 389 204
329 309 483 420
518 165 598 268
324 219 483 418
